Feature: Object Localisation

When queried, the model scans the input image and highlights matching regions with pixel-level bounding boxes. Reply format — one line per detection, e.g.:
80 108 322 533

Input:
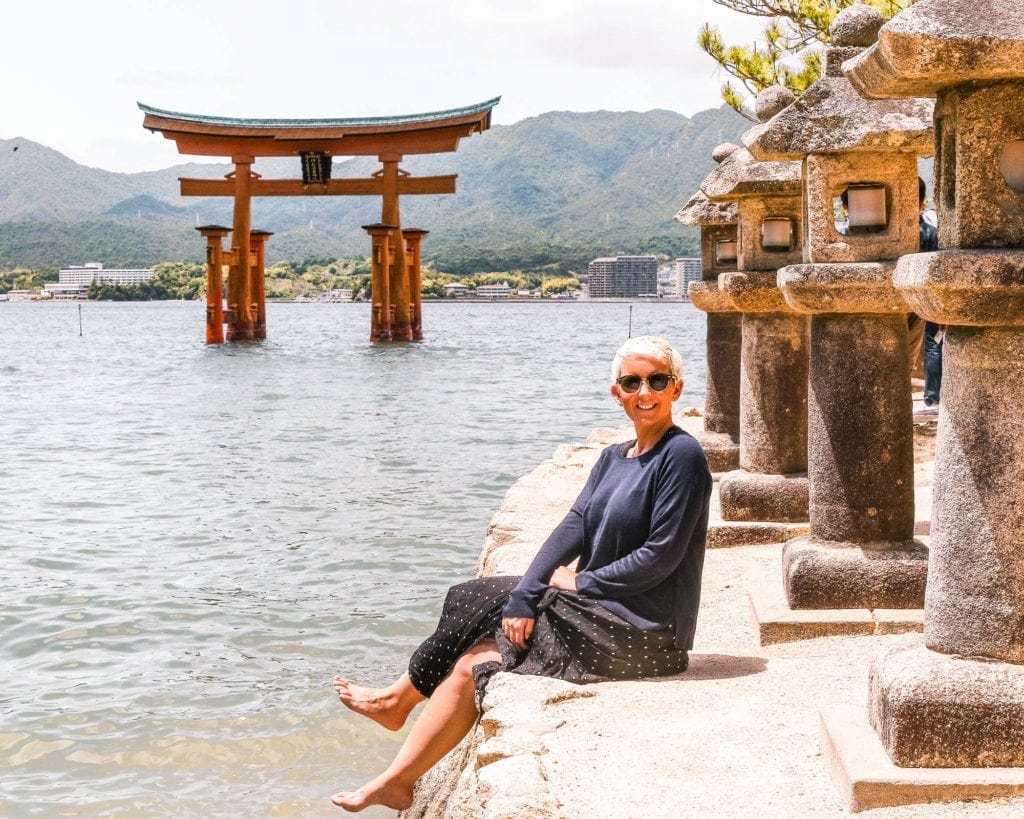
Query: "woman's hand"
549 566 578 591
501 617 534 650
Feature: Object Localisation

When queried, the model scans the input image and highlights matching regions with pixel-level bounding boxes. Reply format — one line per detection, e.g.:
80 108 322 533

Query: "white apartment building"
674 257 703 300
587 255 657 298
59 262 154 286
476 282 513 298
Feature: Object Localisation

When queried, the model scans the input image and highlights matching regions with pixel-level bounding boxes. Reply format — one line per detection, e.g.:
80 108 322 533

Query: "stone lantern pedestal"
675 187 741 473
701 134 811 526
776 263 926 608
717 270 809 523
687 280 742 472
818 1 1024 809
869 250 1024 766
742 5 932 613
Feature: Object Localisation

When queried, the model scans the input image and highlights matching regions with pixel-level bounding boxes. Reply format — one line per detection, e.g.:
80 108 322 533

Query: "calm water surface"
0 300 706 816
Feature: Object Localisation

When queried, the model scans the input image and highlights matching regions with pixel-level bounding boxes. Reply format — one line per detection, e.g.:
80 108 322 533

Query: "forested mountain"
0 105 747 273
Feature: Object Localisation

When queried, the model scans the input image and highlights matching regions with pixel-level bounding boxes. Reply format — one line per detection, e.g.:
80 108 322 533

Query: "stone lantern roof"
844 0 1024 98
700 145 801 201
745 4 933 161
673 191 737 226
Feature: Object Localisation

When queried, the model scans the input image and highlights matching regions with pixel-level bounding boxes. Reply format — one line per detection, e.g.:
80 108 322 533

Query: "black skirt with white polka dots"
408 575 689 699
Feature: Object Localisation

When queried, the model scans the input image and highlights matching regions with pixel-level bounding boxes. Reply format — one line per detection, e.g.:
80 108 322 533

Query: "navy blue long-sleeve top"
503 425 712 650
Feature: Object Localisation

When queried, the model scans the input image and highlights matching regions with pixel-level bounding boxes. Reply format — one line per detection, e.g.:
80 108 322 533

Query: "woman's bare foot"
331 776 414 812
332 676 410 731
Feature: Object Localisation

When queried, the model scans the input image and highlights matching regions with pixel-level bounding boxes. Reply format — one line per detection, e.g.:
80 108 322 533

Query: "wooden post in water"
227 157 256 340
403 228 428 340
250 229 273 340
364 223 396 341
379 156 413 341
197 225 230 344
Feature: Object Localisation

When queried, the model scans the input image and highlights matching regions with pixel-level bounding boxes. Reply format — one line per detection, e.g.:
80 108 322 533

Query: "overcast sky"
4 0 768 173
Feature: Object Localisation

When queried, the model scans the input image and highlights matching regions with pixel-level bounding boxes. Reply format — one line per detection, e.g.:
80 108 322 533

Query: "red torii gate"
139 98 498 342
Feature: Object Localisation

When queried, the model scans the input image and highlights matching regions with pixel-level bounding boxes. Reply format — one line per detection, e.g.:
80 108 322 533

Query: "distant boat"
293 295 315 303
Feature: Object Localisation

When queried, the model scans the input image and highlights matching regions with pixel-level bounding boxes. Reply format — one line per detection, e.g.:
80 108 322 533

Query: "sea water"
0 300 706 816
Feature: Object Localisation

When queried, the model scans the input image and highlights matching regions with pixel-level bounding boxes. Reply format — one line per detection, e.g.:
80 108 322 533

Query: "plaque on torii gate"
139 97 499 342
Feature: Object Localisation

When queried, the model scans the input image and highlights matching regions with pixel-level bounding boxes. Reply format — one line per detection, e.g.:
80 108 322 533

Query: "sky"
3 0 768 174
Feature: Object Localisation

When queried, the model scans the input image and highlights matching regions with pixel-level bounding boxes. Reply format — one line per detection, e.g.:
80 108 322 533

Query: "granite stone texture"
779 261 907 315
729 306 808 475
719 270 791 313
829 3 884 48
894 251 1024 327
783 537 928 610
754 84 795 123
697 224 740 279
803 154 923 263
718 471 809 523
932 83 1024 250
693 430 740 473
746 66 932 162
805 312 916 543
922 325 1024 664
687 278 734 313
702 312 741 438
869 644 1024 767
701 145 801 201
844 0 1024 100
673 190 737 227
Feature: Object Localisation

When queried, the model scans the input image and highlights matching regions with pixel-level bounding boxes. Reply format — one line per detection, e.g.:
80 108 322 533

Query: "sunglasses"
615 373 677 394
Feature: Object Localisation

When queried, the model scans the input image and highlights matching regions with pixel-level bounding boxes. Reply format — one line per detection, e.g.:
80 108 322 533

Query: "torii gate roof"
139 97 500 157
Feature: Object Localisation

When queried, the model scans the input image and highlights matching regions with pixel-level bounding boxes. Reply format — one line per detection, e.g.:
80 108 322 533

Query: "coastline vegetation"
2 256 591 301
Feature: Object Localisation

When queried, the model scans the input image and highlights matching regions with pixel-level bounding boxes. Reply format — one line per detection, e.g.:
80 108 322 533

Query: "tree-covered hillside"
0 105 748 273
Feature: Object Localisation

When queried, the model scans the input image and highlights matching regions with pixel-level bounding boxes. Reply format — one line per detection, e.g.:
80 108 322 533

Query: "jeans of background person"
923 321 943 406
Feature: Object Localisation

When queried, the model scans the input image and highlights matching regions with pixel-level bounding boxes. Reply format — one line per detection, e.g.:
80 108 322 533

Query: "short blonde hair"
610 335 684 384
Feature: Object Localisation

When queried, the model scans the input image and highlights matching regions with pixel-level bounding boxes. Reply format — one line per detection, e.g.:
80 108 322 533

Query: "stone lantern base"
719 470 809 522
869 643 1024 767
783 536 928 609
693 431 740 473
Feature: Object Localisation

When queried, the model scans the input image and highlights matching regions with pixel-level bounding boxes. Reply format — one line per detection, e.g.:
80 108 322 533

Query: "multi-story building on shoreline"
587 255 657 298
674 257 702 300
59 262 154 287
476 282 513 298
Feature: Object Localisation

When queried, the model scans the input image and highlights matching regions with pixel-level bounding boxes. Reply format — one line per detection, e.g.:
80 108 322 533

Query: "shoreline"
401 416 1024 818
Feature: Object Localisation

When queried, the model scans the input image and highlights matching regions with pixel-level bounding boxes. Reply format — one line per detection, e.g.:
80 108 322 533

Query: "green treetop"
699 0 916 120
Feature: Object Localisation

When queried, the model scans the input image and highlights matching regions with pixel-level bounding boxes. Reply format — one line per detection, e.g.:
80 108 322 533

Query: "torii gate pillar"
403 228 429 341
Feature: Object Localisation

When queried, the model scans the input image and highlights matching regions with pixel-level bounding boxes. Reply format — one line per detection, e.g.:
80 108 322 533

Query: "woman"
331 335 712 812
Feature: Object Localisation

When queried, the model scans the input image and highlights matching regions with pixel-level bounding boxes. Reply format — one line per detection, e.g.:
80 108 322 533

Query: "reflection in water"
0 300 706 815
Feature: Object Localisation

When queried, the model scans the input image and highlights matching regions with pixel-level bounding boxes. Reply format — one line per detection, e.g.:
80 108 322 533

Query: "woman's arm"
575 444 711 599
501 505 584 618
501 449 611 619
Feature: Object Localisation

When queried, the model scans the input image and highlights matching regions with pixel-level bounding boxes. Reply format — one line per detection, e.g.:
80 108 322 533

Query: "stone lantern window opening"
761 216 794 251
844 183 888 232
716 238 738 264
999 139 1024 192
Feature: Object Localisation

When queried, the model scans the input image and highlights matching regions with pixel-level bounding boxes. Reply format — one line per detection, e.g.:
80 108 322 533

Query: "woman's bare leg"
331 639 501 813
333 672 425 731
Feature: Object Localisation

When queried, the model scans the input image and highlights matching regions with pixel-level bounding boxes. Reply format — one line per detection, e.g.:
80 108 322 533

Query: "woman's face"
610 352 683 432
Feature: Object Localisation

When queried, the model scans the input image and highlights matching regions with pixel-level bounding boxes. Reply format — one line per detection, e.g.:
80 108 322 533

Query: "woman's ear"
610 384 623 405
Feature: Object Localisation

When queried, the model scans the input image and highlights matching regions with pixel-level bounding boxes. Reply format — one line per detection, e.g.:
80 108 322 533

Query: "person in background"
329 335 712 812
915 177 942 415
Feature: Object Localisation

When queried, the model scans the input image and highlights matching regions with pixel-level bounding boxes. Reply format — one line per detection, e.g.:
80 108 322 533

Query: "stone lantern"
817 0 1024 806
674 181 740 472
744 3 933 612
702 104 809 525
